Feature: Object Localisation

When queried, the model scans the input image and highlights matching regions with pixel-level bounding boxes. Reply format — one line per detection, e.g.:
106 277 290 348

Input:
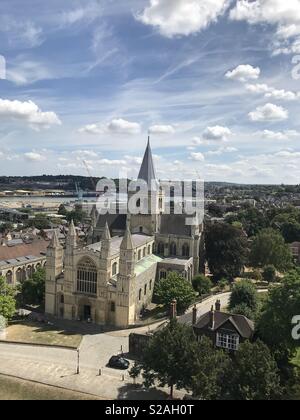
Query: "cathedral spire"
121 225 134 251
66 220 77 249
102 222 111 241
48 229 61 249
138 136 157 186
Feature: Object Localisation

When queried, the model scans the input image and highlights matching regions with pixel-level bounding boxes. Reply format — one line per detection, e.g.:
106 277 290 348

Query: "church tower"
45 230 63 315
64 220 77 299
115 225 136 327
130 137 164 235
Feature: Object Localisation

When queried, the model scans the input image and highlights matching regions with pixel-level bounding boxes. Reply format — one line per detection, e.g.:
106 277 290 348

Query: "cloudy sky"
1 0 300 184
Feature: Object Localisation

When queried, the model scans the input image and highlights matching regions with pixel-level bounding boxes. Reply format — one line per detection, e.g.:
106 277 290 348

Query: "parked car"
108 355 130 370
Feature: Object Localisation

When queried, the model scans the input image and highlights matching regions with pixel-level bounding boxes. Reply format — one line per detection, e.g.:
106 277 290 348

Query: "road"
0 292 242 399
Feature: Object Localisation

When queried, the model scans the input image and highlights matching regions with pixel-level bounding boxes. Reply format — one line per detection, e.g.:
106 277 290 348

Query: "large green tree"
154 272 195 314
226 340 282 400
190 337 231 400
0 277 16 320
20 268 46 306
249 229 292 272
192 275 212 296
229 280 258 316
130 320 199 398
256 270 300 367
205 223 249 281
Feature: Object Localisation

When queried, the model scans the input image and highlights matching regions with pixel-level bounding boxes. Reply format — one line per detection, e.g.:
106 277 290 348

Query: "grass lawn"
4 321 82 349
0 374 100 400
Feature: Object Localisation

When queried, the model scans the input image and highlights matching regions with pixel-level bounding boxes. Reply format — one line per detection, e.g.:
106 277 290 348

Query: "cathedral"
45 139 204 328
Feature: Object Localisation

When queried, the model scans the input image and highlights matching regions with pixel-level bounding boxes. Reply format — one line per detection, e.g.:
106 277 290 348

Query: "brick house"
192 301 254 351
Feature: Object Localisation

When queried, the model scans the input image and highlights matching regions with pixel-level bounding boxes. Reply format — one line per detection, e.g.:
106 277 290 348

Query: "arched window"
77 258 98 295
6 271 13 285
157 242 164 255
143 248 146 257
144 284 147 295
138 250 142 260
148 245 151 255
112 262 118 276
139 289 142 301
182 243 190 257
170 242 177 256
149 280 153 291
60 294 64 304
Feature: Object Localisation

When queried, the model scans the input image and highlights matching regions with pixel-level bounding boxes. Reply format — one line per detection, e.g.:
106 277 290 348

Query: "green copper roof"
135 254 162 276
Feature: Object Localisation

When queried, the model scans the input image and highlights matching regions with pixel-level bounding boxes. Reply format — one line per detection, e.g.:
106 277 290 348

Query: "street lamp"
76 348 80 375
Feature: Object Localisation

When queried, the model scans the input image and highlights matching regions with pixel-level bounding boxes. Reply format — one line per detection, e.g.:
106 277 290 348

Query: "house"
192 300 254 351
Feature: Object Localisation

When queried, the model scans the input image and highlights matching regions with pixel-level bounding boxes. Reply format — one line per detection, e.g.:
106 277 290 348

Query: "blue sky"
1 0 300 184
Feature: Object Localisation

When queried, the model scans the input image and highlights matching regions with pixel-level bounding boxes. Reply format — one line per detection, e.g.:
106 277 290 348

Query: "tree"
154 273 195 314
192 275 212 296
217 278 229 292
256 269 300 368
230 303 255 320
229 280 258 315
129 320 199 398
226 340 282 400
66 209 85 225
58 204 68 216
20 268 46 306
190 336 231 400
263 265 277 283
249 229 292 272
0 277 16 320
0 222 13 235
205 223 249 281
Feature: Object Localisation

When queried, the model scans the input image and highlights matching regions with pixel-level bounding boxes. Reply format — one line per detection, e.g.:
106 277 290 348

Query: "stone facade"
45 139 204 328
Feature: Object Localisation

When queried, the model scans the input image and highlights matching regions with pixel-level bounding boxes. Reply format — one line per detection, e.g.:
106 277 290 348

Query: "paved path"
0 291 258 399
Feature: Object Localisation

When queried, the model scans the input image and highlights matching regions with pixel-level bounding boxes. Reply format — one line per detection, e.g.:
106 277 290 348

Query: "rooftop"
87 234 154 257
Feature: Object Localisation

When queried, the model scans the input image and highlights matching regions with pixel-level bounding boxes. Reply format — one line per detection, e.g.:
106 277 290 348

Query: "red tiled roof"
0 240 48 261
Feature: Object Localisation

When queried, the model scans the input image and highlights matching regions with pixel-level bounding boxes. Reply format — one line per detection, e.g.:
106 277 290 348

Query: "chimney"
192 305 197 325
209 306 215 330
215 299 221 311
170 299 177 320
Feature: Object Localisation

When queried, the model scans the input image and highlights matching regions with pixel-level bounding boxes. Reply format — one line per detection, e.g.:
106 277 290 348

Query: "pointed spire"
121 226 134 251
90 205 98 228
102 222 111 241
67 220 77 248
138 136 157 186
48 230 61 249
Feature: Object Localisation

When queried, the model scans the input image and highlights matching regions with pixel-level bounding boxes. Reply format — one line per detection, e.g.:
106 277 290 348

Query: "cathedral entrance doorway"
84 305 91 321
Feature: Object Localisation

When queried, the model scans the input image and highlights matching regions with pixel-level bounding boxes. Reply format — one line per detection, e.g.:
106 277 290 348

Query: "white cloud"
230 0 300 55
203 125 232 141
265 89 298 101
24 152 46 162
249 103 289 122
149 124 175 134
79 118 142 136
107 119 141 135
205 146 238 156
246 83 299 101
225 64 260 82
136 0 231 38
0 99 62 130
190 152 205 162
258 129 300 140
78 124 102 135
